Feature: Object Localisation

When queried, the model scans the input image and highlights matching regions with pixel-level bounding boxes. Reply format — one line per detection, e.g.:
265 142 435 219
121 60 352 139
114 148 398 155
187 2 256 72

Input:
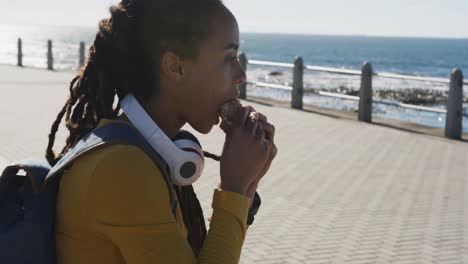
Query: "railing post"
17 38 23 67
292 56 303 109
47 40 54 70
79 41 86 67
238 52 247 99
445 69 463 139
359 62 373 122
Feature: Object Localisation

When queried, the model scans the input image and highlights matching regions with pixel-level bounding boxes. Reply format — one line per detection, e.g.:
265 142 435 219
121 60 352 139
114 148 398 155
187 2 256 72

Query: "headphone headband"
120 94 204 186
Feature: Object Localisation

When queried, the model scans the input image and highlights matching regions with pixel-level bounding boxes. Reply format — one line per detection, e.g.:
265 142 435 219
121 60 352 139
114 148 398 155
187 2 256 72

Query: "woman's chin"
189 115 219 134
192 122 214 134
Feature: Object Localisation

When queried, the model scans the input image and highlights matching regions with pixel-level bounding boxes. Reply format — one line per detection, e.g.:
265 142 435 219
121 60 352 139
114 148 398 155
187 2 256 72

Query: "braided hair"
46 0 226 256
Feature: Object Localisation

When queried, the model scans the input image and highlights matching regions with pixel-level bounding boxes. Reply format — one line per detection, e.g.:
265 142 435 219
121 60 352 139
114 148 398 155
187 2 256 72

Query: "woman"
46 0 277 263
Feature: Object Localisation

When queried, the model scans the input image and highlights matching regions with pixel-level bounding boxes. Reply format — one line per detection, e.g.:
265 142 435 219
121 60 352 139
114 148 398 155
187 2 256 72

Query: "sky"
1 0 467 38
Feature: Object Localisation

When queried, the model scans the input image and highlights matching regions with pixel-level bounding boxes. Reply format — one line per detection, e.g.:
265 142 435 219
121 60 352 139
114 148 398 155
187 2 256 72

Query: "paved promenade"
1 65 467 264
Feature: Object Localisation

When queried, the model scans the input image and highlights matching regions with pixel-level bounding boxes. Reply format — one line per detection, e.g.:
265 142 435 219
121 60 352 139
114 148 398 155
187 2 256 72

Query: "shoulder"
84 144 174 225
92 143 163 173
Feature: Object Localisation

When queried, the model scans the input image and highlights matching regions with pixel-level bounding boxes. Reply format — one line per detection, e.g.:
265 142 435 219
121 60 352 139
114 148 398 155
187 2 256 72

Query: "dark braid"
46 0 226 256
203 151 221 161
175 185 208 256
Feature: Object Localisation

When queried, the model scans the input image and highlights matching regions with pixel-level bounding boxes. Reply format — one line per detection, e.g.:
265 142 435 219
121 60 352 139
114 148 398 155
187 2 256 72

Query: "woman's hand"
219 106 277 206
244 110 277 207
219 107 270 196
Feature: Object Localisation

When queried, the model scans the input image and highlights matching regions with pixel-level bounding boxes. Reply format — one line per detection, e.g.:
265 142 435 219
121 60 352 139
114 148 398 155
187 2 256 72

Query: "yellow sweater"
56 119 250 264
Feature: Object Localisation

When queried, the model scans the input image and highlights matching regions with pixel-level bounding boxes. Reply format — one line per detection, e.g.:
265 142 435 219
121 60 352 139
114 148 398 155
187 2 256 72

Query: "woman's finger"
262 122 275 142
249 111 267 123
237 108 250 127
245 105 256 113
222 107 249 133
245 117 259 135
255 147 274 179
257 112 267 123
255 123 265 141
270 143 278 160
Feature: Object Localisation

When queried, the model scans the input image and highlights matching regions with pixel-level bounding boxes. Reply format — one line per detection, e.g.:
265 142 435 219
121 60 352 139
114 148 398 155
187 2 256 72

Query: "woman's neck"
141 94 186 139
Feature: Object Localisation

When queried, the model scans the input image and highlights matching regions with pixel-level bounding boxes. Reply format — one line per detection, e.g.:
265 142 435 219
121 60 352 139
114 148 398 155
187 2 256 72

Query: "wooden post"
47 40 53 70
17 38 23 67
358 62 373 122
292 56 303 109
79 41 86 67
238 52 247 99
445 69 463 139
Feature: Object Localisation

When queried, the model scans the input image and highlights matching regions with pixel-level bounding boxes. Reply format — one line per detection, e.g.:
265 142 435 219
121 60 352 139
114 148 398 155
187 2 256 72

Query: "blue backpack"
0 122 175 264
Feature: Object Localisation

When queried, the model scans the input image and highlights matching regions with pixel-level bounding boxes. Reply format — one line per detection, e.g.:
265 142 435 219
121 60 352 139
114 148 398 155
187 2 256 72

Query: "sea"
1 24 467 132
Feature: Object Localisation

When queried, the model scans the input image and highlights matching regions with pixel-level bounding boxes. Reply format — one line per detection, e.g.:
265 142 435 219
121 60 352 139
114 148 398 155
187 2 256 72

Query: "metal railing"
247 80 451 115
238 53 466 140
16 38 86 70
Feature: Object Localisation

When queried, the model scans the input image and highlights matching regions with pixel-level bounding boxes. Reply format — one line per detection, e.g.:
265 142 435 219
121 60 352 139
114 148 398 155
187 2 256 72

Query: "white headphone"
120 94 205 186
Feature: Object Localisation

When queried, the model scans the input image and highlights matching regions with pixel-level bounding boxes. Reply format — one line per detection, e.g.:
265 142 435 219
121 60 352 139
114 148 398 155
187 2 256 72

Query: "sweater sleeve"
87 145 250 264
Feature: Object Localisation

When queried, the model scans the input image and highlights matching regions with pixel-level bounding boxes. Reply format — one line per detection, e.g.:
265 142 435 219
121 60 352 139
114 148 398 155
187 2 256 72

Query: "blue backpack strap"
46 122 149 181
44 122 177 218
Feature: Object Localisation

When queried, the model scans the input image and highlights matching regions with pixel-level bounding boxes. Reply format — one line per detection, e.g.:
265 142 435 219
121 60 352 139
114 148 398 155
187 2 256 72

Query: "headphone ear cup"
172 139 204 161
172 138 205 186
172 130 202 148
172 131 204 186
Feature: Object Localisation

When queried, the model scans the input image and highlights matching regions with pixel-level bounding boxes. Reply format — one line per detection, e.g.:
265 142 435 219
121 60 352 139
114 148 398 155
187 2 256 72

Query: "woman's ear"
160 51 185 81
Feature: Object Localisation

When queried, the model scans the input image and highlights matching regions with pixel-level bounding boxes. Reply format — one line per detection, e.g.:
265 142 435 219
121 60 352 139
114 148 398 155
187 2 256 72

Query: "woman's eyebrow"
224 43 239 50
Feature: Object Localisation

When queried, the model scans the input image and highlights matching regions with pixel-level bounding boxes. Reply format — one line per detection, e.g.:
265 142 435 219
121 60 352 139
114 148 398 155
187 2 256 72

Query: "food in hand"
219 99 243 125
219 100 267 139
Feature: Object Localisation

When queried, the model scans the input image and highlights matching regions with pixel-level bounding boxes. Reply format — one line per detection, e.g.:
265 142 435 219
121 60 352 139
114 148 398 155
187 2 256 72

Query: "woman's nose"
233 61 247 86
